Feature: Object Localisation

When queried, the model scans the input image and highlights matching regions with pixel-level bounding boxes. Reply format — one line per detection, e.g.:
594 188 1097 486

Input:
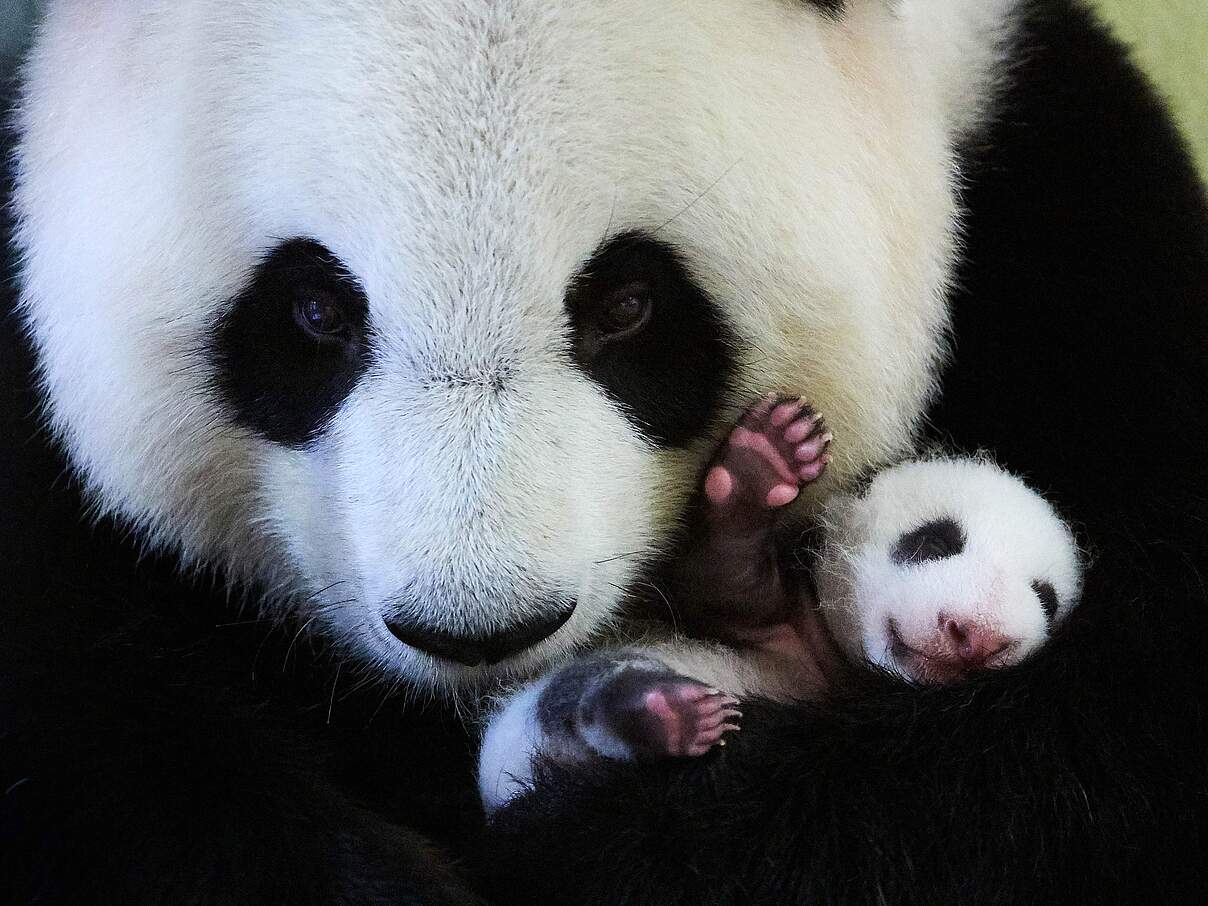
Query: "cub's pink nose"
941 618 1011 669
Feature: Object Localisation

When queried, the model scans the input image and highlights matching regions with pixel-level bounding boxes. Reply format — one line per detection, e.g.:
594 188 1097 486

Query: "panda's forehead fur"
14 0 1020 688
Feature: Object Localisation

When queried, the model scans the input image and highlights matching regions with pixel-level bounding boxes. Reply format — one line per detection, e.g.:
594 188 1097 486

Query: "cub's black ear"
1032 580 1060 622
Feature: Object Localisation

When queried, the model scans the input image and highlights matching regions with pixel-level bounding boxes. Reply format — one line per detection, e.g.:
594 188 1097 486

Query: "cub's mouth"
887 619 1017 684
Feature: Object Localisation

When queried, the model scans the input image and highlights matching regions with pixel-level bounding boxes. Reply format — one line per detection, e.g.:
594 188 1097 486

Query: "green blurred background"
1095 0 1208 175
0 0 1204 174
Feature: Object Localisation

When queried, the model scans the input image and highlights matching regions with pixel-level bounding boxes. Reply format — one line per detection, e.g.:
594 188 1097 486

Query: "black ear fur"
476 1 1208 901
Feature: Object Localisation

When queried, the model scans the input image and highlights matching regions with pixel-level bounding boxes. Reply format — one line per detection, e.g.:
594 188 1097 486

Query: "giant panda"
1 0 1206 903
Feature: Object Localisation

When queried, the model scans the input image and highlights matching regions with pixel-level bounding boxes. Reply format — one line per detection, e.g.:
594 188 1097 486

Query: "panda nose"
941 619 1012 669
384 604 576 666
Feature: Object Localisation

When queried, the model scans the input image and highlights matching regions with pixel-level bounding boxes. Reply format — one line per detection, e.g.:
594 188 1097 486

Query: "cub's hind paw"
550 659 742 762
635 681 743 758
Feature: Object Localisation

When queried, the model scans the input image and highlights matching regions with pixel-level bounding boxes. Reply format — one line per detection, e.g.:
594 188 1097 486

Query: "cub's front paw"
705 394 831 523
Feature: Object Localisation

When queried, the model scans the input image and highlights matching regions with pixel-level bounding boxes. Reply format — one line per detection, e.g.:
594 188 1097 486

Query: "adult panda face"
14 0 1009 688
206 231 735 678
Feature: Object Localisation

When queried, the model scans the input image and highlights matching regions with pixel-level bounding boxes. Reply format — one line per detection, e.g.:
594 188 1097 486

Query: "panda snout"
938 617 1013 670
384 602 577 667
887 616 1015 683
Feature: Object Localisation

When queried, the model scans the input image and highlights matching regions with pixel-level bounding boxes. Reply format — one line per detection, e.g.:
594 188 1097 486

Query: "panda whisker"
212 617 273 629
249 625 279 685
302 579 349 604
338 669 381 703
611 579 679 637
326 662 342 726
602 186 618 243
282 616 319 671
367 676 410 726
653 157 744 235
593 550 644 566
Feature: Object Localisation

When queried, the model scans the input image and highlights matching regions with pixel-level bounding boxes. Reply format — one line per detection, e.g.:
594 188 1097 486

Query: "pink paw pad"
706 394 832 512
643 683 743 758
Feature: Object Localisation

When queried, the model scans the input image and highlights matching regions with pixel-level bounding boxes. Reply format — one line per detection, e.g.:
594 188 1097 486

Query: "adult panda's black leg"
0 611 482 906
476 1 1208 902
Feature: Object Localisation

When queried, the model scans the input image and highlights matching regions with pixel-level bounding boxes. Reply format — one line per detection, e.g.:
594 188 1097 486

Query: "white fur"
817 457 1083 678
478 676 552 814
14 0 1022 687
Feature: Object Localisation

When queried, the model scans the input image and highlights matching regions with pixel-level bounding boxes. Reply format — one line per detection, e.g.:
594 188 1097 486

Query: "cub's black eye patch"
1032 580 1060 621
892 517 966 566
566 232 735 448
210 238 371 447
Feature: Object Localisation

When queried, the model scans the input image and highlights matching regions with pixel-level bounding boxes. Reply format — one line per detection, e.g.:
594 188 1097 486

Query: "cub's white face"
14 0 1017 689
817 459 1083 683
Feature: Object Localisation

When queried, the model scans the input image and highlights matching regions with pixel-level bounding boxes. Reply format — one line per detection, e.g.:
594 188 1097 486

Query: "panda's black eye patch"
892 518 966 566
1032 580 1060 621
210 238 371 447
566 232 735 448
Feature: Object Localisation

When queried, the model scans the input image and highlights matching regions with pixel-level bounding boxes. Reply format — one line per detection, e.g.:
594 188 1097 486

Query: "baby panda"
479 397 1083 813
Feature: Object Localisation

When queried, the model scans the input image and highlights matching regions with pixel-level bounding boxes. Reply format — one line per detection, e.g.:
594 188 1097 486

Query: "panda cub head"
816 459 1083 683
13 0 1019 689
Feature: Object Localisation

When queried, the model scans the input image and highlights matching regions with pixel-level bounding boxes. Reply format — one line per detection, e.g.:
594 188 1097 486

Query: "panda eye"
598 282 652 339
564 232 735 448
211 238 371 447
295 292 349 339
1032 580 1059 621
